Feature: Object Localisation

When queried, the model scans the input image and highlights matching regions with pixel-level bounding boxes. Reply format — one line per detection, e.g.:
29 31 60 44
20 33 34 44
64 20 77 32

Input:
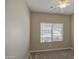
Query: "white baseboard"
30 47 73 53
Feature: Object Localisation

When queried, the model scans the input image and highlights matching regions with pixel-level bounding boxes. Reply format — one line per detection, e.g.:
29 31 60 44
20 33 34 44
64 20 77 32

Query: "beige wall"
5 0 30 59
30 12 72 50
71 15 74 47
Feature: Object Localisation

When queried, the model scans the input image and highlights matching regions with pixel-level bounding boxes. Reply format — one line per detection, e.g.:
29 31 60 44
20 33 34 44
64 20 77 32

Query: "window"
40 23 64 43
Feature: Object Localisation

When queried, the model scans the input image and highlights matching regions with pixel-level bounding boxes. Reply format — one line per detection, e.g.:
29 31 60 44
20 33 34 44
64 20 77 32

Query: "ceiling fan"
58 0 70 8
49 0 71 8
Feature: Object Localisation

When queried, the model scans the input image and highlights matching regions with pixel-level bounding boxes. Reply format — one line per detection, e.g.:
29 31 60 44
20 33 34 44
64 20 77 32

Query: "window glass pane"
40 23 52 43
53 34 63 41
52 24 64 41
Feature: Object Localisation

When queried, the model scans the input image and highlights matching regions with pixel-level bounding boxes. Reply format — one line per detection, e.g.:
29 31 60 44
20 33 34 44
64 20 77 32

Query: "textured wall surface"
5 0 30 59
71 15 74 47
30 12 72 50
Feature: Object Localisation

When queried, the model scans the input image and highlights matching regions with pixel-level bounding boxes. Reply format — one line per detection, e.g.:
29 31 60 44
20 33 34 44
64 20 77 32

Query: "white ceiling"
26 0 74 14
